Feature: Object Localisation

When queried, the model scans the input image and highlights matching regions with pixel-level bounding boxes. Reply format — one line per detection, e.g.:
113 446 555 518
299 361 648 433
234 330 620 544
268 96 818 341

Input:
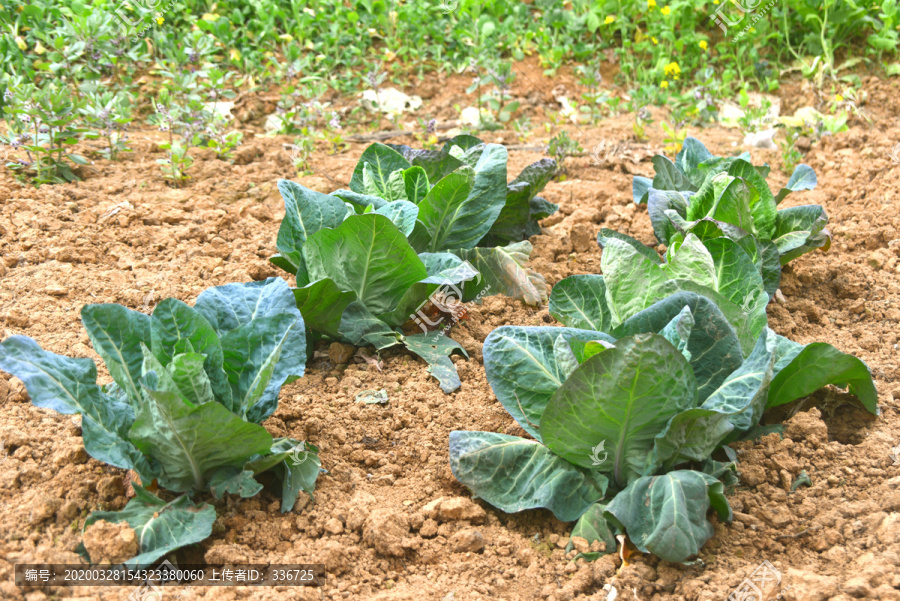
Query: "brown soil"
1 63 900 601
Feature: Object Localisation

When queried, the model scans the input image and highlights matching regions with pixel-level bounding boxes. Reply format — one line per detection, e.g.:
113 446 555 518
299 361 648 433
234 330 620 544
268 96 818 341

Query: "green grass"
1 0 898 185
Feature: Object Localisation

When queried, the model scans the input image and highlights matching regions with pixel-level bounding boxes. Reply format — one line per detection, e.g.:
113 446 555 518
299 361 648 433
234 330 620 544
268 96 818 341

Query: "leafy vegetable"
272 137 558 392
633 137 830 274
0 280 319 566
550 264 876 415
453 282 878 562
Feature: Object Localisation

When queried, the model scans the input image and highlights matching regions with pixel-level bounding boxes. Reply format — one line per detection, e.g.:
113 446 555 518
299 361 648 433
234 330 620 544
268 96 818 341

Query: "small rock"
82 520 138 564
43 285 68 297
437 497 487 523
323 517 344 535
571 536 590 553
449 528 485 553
422 497 445 518
328 342 356 365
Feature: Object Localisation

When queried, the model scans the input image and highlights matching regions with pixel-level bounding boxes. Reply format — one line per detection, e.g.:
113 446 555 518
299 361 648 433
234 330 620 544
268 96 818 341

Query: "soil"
1 60 900 601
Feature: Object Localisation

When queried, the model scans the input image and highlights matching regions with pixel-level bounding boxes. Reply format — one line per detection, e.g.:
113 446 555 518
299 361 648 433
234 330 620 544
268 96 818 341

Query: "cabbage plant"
632 137 829 295
271 136 558 392
0 278 319 566
451 288 878 562
552 232 878 413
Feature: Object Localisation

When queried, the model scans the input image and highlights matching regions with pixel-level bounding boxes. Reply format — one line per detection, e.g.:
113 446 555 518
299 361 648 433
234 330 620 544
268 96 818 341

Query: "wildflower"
651 36 658 44
664 61 681 78
699 40 708 50
660 80 669 88
648 0 657 7
426 119 436 134
156 16 164 25
328 112 341 130
604 15 616 24
661 5 671 15
3 89 13 101
834 94 843 102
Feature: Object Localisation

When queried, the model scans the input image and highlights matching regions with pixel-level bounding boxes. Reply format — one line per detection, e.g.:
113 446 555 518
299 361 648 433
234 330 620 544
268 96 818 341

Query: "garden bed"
1 67 899 601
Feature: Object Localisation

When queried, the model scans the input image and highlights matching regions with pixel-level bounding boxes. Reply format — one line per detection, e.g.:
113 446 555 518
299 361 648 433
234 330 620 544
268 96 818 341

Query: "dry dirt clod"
323 517 344 535
435 497 486 523
81 520 139 564
449 528 485 553
363 508 410 556
328 342 356 365
570 223 596 253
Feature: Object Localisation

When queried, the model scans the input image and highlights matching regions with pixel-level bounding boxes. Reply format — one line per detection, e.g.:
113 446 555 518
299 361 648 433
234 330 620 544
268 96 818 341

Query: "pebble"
324 518 344 535
449 528 485 553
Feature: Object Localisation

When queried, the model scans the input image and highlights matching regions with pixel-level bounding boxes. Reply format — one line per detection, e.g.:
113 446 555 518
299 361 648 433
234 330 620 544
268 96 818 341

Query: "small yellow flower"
604 15 616 24
834 94 844 102
156 16 164 24
664 61 681 78
651 36 658 44
661 6 671 15
648 0 657 8
660 80 669 88
699 40 708 50
713 0 719 3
